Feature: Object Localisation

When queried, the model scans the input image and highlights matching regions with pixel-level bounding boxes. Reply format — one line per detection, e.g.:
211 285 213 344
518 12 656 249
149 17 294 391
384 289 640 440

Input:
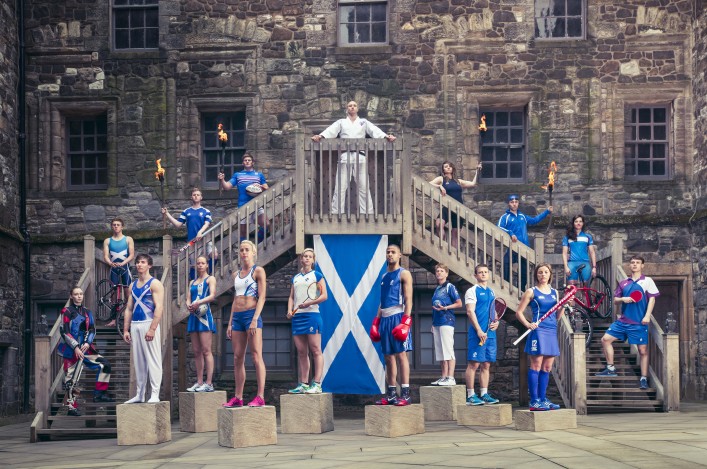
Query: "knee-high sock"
528 369 539 401
538 370 550 400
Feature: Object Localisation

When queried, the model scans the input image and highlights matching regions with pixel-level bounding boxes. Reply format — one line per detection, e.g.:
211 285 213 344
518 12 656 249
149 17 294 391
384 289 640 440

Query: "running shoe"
248 396 266 407
186 382 202 392
541 398 561 410
466 394 484 406
375 395 398 405
430 377 444 385
439 377 456 386
93 392 114 403
67 407 81 417
529 399 550 411
196 383 214 392
304 382 323 394
223 396 243 408
395 396 411 406
639 377 648 390
595 366 618 377
480 393 499 404
288 383 308 394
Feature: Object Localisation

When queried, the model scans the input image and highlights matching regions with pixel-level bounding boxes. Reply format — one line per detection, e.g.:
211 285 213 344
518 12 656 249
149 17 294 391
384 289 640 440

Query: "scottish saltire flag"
315 234 387 394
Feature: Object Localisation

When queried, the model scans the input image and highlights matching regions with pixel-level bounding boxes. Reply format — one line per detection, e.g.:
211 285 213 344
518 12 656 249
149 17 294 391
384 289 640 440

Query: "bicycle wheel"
95 279 115 321
116 307 125 339
588 275 613 319
567 307 593 348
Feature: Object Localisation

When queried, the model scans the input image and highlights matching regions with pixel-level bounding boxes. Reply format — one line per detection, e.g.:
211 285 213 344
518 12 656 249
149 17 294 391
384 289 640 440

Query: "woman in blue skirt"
185 256 217 392
515 263 563 411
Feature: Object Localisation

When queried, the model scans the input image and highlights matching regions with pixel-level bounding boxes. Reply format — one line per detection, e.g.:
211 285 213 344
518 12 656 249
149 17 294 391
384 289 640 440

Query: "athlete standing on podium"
370 244 414 406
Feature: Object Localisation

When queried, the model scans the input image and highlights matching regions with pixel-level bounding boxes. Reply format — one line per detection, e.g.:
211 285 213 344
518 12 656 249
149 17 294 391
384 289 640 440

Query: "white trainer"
196 383 214 392
186 382 202 392
147 395 160 403
124 395 144 404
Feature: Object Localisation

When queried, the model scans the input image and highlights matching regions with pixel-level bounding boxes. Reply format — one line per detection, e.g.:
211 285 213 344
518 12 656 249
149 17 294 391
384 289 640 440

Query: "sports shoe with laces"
480 393 499 404
248 395 266 407
395 396 411 406
187 382 202 392
288 383 308 394
639 377 648 390
304 382 322 394
595 366 618 377
196 383 214 392
223 396 243 408
541 398 560 410
439 377 456 386
430 377 443 385
529 399 550 411
375 394 398 405
466 394 484 406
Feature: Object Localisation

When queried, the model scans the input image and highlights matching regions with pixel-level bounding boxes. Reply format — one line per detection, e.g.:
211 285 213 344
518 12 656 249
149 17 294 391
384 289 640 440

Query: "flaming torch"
217 123 228 196
541 161 557 233
478 114 487 132
155 158 166 228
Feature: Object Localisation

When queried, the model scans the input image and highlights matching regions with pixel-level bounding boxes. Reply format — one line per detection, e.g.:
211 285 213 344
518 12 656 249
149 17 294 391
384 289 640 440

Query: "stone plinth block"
117 401 171 445
218 406 277 448
515 409 577 432
179 391 227 432
419 385 466 421
280 393 334 434
456 404 513 426
364 404 425 438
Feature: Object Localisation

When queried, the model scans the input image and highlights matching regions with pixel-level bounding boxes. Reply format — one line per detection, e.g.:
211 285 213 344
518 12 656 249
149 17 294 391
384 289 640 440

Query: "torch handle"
219 147 225 196
545 191 553 234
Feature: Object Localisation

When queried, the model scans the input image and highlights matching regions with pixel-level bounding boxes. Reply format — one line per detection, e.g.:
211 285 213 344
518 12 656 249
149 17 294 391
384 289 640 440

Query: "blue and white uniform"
524 287 560 356
498 208 551 289
187 276 216 333
606 275 660 344
229 170 267 208
291 270 324 335
231 266 262 331
431 281 460 361
465 285 497 363
129 277 162 401
178 207 213 242
378 268 413 355
108 236 131 285
562 231 594 282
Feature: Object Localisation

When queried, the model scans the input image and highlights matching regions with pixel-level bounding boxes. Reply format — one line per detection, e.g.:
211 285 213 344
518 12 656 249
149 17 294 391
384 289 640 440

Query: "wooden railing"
554 314 587 414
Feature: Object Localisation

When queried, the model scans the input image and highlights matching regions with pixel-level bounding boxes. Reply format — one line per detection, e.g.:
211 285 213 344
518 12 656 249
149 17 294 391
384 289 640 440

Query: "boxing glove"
392 315 412 341
369 317 381 342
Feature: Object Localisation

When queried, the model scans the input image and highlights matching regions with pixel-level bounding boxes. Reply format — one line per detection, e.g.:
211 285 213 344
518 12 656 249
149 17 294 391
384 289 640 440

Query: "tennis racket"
480 298 507 345
513 285 577 346
291 282 322 315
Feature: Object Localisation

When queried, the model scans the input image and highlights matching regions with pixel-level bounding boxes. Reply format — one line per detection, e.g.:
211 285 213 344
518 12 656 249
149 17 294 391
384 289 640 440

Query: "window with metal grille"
202 112 247 189
624 106 670 180
534 0 585 39
339 1 388 45
67 116 108 190
479 109 526 183
113 0 159 50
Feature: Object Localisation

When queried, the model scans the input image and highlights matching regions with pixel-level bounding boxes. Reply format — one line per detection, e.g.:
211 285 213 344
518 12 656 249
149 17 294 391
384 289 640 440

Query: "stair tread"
587 387 655 392
587 399 662 405
36 428 117 435
48 415 116 421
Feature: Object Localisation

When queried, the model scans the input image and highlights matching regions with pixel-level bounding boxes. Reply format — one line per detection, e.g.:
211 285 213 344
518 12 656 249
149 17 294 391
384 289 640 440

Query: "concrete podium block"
280 393 334 434
218 406 277 448
419 385 466 421
179 391 227 432
365 404 425 438
456 404 513 426
117 401 171 445
515 409 577 432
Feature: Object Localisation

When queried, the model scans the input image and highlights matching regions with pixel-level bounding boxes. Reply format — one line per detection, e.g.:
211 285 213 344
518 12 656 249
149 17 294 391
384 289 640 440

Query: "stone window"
478 109 526 183
624 106 670 180
113 0 159 50
534 0 585 40
202 112 247 188
67 115 109 190
338 0 388 46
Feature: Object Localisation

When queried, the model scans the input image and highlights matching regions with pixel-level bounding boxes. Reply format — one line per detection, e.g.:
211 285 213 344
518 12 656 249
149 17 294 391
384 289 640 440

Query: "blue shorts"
379 312 413 355
187 310 216 334
467 335 497 363
606 320 648 345
292 313 322 335
110 265 131 285
567 261 591 282
524 327 559 356
231 309 263 332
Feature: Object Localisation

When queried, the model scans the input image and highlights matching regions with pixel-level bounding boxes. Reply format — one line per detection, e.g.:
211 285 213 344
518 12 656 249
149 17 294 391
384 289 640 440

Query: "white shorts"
432 325 455 361
239 207 266 225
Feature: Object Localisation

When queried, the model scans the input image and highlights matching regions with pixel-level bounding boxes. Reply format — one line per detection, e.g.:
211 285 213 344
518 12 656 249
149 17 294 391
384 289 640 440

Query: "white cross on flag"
315 235 387 394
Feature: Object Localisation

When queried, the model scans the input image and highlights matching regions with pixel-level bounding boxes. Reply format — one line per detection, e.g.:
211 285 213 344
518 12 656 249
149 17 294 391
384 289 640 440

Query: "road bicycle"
563 264 613 347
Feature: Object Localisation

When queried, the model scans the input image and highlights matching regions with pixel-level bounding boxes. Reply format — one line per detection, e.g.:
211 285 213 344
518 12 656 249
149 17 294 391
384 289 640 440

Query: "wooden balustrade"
554 314 587 414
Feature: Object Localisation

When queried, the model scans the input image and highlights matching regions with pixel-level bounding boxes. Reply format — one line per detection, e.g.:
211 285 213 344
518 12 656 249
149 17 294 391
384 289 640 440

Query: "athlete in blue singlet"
515 263 563 411
286 248 328 394
370 244 414 406
430 263 462 386
102 218 135 325
562 215 597 283
185 256 217 392
224 240 268 408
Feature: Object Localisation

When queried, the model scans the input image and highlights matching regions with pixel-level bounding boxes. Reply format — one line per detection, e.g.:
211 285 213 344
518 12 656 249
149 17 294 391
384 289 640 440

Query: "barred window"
479 109 526 183
535 0 585 39
114 0 159 50
202 112 247 189
338 1 388 46
624 106 670 180
67 116 108 190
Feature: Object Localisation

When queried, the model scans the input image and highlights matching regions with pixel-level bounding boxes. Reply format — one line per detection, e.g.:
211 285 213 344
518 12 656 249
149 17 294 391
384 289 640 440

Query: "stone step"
36 428 117 437
48 414 116 422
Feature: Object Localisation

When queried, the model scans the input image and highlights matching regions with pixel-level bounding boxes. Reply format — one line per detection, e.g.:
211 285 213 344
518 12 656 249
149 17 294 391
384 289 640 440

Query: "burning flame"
478 114 487 132
541 161 557 192
217 123 228 144
155 159 165 181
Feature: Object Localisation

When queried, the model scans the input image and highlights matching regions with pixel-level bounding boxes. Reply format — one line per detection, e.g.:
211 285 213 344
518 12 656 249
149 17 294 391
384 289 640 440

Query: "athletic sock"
480 388 488 396
538 371 550 401
467 388 475 398
528 369 540 402
387 386 397 397
401 384 410 399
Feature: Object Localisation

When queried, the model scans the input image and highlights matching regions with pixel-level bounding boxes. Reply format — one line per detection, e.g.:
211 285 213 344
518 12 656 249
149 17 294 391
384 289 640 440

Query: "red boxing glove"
369 317 381 342
392 315 412 342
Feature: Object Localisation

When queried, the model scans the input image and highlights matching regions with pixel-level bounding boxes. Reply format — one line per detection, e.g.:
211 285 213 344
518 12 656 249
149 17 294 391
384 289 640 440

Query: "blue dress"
524 287 560 356
187 277 216 333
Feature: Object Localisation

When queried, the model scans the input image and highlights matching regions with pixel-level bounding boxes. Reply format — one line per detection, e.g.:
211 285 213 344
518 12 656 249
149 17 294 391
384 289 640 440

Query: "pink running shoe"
247 395 265 407
223 396 243 408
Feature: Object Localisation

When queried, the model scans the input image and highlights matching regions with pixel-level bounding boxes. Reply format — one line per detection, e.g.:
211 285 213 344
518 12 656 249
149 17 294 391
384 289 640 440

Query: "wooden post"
162 235 173 405
663 332 680 411
83 235 96 310
519 348 528 407
34 336 51 414
610 233 623 289
572 332 587 415
534 233 544 264
400 136 412 255
295 132 305 253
